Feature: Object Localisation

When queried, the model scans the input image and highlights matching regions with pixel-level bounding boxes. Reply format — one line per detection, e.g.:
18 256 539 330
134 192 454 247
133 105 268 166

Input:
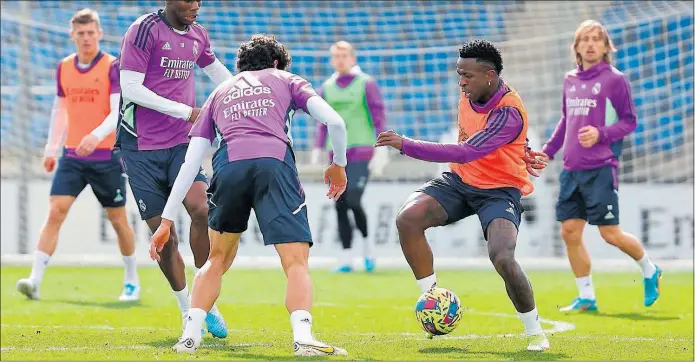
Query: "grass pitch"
1 266 692 360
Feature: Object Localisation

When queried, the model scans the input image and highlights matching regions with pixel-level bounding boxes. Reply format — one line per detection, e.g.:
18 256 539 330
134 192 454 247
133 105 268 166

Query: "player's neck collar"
158 9 190 33
576 61 609 79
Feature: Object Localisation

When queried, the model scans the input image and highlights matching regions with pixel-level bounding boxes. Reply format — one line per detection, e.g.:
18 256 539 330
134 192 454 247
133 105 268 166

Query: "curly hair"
458 39 503 74
236 34 292 72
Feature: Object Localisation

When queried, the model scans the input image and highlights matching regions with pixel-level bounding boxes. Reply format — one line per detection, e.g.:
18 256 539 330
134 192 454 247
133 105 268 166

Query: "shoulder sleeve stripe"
468 107 510 147
134 15 159 51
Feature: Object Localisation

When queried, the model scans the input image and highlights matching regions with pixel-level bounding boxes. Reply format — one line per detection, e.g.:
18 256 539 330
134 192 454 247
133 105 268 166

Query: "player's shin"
395 211 436 289
276 242 314 342
191 230 239 312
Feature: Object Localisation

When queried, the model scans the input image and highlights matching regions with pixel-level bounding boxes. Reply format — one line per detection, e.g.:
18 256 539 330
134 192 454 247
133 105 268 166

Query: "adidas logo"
506 207 515 216
605 211 614 220
228 73 271 100
300 318 311 325
162 42 171 50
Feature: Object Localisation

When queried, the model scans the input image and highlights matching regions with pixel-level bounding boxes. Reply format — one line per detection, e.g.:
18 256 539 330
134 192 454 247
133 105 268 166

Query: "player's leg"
87 154 140 301
586 167 660 306
175 229 240 353
555 170 598 312
471 185 548 351
345 160 373 271
257 152 346 356
120 150 190 318
174 158 254 353
169 144 227 337
17 157 85 300
333 195 354 271
395 172 466 294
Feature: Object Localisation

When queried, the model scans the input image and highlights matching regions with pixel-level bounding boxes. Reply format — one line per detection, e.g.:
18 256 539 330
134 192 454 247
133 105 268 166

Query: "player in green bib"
312 41 387 273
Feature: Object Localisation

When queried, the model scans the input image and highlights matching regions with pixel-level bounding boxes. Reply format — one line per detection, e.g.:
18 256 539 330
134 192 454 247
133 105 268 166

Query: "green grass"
1 266 692 360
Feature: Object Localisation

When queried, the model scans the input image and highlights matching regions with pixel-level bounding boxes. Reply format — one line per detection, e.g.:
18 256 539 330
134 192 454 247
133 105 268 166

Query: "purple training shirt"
313 72 386 162
401 81 524 164
189 68 318 163
118 10 216 151
542 61 637 171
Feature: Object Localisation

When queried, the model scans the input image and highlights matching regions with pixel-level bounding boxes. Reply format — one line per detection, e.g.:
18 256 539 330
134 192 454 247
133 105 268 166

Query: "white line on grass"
0 342 271 352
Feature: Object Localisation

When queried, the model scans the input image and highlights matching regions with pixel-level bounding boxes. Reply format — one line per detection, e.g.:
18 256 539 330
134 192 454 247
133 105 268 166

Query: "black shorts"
207 148 312 246
556 166 620 225
120 144 209 220
50 151 127 208
417 172 524 238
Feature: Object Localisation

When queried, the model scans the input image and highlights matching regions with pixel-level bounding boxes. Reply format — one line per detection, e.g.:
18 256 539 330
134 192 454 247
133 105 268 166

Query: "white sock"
340 248 352 266
29 250 51 285
576 275 596 300
637 253 657 277
173 285 190 315
194 267 200 276
122 254 139 285
518 308 543 336
290 310 314 343
416 273 437 294
182 308 206 340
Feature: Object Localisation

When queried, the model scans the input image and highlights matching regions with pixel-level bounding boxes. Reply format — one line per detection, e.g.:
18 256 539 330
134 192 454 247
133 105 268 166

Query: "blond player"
16 9 139 302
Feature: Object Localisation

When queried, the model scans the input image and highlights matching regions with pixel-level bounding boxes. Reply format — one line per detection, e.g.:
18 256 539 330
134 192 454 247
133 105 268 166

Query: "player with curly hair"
376 39 550 351
149 34 349 356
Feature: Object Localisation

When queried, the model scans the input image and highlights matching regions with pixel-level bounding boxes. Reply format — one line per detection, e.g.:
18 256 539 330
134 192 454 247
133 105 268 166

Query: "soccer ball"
414 287 463 336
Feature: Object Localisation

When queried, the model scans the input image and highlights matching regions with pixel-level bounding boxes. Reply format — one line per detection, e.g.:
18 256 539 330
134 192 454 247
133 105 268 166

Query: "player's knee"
599 225 622 246
187 201 208 224
561 221 584 246
345 193 363 210
277 243 309 274
395 207 424 236
105 208 128 228
47 203 69 224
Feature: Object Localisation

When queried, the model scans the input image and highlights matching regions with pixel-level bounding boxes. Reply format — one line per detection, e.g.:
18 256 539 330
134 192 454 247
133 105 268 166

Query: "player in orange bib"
376 39 549 352
16 9 139 302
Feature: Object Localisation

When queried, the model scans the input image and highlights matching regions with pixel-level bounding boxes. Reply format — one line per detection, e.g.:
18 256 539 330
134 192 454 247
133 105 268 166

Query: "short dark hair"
458 39 503 74
70 8 100 29
236 34 292 72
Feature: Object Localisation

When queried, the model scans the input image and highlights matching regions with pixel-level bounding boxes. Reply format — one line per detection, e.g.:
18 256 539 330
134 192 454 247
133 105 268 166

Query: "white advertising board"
1 179 692 263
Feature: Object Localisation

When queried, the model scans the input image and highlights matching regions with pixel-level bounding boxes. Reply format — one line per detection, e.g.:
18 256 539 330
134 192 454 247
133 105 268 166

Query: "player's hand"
375 130 403 151
187 107 202 124
522 148 549 177
578 126 600 148
149 219 172 262
324 163 347 201
76 134 99 156
43 157 57 173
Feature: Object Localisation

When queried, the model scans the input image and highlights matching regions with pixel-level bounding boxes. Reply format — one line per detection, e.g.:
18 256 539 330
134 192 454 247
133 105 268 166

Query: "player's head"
329 41 356 74
456 39 503 103
236 34 292 72
573 20 616 67
69 9 103 54
164 0 202 27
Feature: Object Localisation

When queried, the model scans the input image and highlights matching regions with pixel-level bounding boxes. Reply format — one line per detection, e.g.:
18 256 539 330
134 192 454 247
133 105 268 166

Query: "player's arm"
196 34 233 85
76 61 121 156
44 63 68 172
596 75 637 144
376 107 522 164
119 22 195 122
307 96 348 167
365 77 389 174
149 90 218 260
311 87 328 164
541 82 568 160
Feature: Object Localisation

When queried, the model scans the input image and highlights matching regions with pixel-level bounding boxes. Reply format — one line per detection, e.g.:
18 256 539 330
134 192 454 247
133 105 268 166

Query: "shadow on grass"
420 346 570 360
585 311 680 321
47 299 142 310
